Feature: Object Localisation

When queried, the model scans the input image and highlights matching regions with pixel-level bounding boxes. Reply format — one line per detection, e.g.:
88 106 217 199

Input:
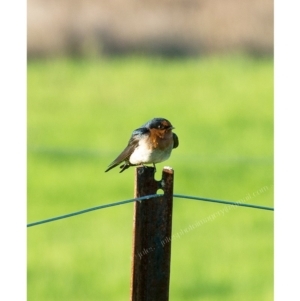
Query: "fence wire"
27 194 274 228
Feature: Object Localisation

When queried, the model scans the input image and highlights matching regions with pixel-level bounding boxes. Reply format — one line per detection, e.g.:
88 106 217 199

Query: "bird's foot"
136 163 156 172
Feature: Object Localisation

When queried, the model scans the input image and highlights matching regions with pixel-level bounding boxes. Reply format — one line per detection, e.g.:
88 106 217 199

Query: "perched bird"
105 118 179 173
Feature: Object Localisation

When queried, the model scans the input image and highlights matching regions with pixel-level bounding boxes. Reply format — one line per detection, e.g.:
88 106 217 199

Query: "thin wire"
27 193 274 228
173 194 274 211
27 194 162 228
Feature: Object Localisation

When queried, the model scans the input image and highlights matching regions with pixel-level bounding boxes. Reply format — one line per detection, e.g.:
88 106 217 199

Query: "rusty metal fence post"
130 166 174 301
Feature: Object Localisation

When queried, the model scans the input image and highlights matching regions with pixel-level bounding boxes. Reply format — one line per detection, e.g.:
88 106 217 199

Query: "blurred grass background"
27 55 273 301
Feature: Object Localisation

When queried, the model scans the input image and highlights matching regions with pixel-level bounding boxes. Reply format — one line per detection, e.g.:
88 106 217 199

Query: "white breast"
129 139 173 165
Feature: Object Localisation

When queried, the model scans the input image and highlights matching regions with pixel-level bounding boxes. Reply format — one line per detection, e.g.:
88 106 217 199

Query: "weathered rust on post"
130 166 174 301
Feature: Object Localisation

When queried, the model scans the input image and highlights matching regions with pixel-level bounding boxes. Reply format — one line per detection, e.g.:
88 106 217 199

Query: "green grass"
27 55 273 301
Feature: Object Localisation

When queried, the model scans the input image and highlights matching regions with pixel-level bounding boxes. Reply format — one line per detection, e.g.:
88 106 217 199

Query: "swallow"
105 117 179 173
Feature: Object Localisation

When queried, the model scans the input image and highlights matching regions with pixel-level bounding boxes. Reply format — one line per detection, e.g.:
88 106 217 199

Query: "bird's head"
147 118 175 140
148 118 174 132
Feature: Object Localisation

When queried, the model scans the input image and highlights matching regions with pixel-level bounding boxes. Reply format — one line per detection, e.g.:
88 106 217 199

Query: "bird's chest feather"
149 129 173 149
129 131 173 164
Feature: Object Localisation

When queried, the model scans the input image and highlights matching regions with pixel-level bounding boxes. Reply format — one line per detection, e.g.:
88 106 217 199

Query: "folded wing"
105 127 149 172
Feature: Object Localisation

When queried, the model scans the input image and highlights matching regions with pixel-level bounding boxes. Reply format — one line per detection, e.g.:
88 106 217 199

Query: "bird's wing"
105 127 149 172
173 133 179 149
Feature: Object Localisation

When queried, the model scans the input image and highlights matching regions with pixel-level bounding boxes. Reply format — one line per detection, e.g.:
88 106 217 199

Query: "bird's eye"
157 125 162 129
